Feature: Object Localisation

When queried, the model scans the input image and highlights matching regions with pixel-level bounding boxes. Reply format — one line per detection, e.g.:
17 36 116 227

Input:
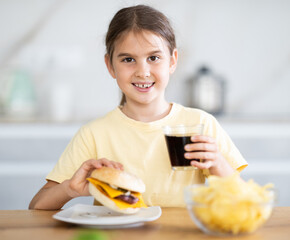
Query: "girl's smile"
132 82 155 92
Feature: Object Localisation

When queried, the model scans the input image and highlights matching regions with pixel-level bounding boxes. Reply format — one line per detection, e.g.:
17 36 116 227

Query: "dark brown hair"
105 5 176 105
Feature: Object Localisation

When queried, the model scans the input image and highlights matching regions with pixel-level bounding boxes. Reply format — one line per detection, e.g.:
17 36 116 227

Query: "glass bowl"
184 184 276 236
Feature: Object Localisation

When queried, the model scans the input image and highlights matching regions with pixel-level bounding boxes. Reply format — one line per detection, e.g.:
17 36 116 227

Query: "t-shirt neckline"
114 102 179 130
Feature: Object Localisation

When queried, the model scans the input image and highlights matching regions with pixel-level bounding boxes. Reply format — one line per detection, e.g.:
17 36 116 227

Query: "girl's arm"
29 158 123 210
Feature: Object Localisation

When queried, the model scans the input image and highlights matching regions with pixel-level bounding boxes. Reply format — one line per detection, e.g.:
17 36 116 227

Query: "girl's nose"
135 62 150 78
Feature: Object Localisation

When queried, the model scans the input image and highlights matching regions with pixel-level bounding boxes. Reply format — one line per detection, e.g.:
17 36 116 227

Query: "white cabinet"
220 121 290 206
0 123 93 209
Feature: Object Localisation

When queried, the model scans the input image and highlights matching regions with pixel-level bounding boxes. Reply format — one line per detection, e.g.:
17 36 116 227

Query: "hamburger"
87 167 147 214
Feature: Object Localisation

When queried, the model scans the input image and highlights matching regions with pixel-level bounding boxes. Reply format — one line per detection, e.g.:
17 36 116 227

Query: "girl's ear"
169 48 178 74
105 54 116 79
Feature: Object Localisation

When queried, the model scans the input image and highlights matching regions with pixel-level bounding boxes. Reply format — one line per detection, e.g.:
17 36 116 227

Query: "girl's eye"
148 56 160 62
122 57 135 63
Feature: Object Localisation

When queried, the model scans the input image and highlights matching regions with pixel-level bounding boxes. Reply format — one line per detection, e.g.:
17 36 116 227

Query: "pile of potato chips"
190 172 275 235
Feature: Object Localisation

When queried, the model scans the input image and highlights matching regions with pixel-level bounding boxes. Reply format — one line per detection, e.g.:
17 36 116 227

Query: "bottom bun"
89 183 140 214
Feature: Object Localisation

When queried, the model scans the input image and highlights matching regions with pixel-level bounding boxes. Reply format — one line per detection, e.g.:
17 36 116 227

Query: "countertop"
0 207 290 240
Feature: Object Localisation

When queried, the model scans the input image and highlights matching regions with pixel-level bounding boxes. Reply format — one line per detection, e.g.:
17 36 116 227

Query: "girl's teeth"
134 83 154 88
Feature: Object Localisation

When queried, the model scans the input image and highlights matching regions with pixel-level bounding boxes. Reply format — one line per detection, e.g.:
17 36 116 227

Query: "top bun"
90 167 145 193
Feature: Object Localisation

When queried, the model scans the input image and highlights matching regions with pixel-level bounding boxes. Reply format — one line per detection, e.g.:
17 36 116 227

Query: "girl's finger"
184 151 215 160
82 159 102 171
190 160 213 169
117 162 124 170
184 142 217 152
191 135 216 144
100 158 115 168
110 161 124 170
70 160 94 182
84 158 123 171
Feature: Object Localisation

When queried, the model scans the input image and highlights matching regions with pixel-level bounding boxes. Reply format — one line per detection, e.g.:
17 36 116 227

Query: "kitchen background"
0 0 290 209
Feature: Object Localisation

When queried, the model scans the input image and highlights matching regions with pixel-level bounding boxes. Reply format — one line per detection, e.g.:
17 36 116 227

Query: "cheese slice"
88 178 125 198
87 177 147 209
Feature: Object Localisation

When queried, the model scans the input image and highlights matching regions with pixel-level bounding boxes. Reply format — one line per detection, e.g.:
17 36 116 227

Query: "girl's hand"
66 158 123 198
184 135 234 177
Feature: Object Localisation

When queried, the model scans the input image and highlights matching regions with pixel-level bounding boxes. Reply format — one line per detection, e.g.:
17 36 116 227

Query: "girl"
29 5 247 210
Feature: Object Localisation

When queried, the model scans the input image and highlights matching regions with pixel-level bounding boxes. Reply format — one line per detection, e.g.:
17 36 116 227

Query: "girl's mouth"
132 82 155 90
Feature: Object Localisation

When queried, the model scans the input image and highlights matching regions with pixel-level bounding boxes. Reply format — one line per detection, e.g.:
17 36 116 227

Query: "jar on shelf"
190 66 226 115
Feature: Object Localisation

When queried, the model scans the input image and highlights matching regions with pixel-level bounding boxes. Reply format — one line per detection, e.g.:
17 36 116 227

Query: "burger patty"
115 194 139 204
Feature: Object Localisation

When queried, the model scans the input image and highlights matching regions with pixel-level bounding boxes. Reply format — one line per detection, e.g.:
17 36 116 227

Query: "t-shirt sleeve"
46 125 97 183
203 114 248 175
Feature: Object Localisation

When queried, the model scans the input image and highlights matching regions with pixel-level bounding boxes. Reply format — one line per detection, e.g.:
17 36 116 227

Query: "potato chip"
187 172 275 235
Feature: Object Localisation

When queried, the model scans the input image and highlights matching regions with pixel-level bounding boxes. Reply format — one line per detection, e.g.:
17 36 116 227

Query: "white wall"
0 0 290 121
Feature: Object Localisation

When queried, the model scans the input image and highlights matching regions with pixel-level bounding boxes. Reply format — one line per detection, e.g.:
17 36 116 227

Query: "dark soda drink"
165 134 200 167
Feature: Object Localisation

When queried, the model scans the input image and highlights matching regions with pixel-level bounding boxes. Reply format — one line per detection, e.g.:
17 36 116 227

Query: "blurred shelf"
219 121 290 138
0 162 55 175
240 159 290 175
0 122 82 138
1 120 290 139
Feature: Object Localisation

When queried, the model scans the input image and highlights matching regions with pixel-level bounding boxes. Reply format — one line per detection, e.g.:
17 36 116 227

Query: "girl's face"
105 30 178 107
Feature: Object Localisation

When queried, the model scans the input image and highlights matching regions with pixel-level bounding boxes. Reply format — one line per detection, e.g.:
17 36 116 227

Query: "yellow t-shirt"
46 103 247 207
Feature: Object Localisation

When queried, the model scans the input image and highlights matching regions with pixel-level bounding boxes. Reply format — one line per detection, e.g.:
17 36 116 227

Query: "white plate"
53 204 162 228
